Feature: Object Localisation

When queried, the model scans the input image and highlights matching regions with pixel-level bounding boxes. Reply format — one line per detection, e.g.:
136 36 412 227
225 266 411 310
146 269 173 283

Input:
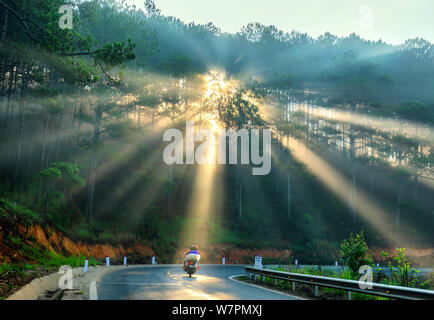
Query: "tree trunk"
11 64 26 192
349 126 356 227
286 135 291 226
25 120 35 181
71 90 79 129
168 164 172 216
85 154 97 222
85 104 102 222
235 164 242 218
239 183 242 218
2 65 14 135
44 124 52 169
414 174 419 204
40 111 49 170
1 64 13 175
1 9 8 42
396 185 402 231
369 135 374 195
55 112 63 161
137 105 141 128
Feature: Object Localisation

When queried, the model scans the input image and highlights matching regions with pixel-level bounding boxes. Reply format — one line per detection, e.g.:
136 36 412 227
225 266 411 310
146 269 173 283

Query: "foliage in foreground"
339 231 373 276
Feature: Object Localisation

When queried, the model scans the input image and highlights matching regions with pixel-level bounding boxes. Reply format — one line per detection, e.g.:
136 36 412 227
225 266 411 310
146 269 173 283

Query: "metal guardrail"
264 265 434 277
245 266 434 300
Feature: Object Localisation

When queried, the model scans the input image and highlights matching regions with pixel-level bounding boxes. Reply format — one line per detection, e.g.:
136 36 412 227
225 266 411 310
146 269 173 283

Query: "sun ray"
282 135 411 246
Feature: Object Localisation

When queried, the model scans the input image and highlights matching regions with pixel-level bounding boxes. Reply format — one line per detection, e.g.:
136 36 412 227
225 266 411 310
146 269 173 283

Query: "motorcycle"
184 260 198 277
184 251 200 277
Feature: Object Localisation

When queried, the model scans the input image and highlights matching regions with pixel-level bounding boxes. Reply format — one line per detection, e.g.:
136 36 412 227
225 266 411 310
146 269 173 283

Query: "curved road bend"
96 265 301 300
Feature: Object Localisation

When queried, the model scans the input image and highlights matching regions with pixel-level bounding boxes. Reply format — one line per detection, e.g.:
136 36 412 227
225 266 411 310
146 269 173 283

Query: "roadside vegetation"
244 232 433 300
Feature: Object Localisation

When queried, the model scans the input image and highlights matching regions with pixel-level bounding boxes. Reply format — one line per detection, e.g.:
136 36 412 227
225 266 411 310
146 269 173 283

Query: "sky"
126 0 434 45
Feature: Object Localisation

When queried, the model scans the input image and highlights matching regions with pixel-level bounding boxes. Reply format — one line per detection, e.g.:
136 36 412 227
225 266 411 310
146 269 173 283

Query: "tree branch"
61 51 97 56
0 1 39 43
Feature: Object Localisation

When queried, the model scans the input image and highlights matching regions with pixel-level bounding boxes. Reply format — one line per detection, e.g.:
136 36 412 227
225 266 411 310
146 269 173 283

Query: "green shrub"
384 248 429 288
340 231 373 276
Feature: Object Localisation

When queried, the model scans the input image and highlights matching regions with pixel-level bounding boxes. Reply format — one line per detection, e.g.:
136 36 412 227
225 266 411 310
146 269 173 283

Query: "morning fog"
163 121 271 175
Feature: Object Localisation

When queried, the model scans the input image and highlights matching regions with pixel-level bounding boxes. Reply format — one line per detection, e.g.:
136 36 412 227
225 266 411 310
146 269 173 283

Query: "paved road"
96 265 301 300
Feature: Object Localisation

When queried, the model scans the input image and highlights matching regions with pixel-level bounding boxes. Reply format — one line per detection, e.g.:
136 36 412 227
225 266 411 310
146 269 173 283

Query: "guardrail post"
314 285 319 297
84 257 88 273
292 282 296 291
105 256 110 267
274 278 278 286
347 291 352 300
254 256 263 269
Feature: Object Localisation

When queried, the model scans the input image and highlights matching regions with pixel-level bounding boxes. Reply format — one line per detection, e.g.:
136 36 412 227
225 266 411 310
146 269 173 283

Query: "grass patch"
0 198 43 225
0 263 37 277
36 252 100 268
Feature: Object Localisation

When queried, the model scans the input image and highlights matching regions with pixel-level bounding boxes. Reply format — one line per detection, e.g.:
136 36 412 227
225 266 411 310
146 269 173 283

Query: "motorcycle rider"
186 245 199 256
184 245 200 271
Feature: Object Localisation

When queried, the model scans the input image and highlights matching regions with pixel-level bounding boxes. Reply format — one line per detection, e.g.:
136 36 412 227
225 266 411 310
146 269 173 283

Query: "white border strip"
228 275 305 300
90 281 98 300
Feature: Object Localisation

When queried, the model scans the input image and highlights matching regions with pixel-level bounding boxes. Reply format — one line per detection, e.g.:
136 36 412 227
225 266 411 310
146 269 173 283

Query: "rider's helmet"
190 245 198 250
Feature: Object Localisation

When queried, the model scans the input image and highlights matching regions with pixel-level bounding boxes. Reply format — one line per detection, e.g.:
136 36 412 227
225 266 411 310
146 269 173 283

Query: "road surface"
96 265 301 300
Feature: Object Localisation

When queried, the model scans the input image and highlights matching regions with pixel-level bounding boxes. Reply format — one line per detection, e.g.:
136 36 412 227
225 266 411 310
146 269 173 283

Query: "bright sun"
204 71 227 97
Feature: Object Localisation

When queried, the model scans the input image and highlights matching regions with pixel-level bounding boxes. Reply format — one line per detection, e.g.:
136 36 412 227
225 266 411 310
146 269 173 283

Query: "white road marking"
228 274 305 300
97 282 182 286
90 281 98 300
